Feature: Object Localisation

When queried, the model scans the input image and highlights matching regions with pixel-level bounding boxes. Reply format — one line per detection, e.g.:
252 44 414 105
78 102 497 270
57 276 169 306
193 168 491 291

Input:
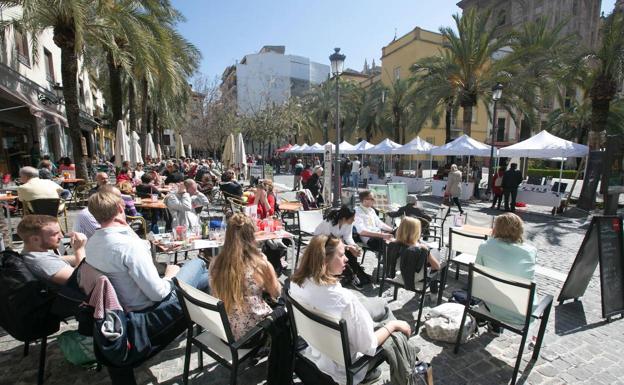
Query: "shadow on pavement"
553 300 609 336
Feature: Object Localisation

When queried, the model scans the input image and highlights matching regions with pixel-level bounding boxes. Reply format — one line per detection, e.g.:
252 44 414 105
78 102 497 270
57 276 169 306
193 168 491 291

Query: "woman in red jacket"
491 167 505 210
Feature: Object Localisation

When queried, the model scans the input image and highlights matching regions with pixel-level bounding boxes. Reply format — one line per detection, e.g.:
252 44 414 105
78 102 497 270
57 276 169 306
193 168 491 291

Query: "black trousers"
492 193 503 209
366 238 385 254
452 197 463 214
503 188 518 212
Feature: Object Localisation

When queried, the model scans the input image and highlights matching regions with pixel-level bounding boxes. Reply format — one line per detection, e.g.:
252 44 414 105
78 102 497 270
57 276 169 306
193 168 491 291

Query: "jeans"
504 189 518 212
351 172 360 189
135 258 209 341
342 173 350 187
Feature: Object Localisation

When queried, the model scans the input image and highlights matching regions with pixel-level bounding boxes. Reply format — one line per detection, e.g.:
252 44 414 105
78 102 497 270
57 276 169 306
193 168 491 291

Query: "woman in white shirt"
314 206 371 288
290 235 411 385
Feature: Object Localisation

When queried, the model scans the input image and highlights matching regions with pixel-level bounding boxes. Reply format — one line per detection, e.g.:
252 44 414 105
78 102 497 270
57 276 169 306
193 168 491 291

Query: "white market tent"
344 140 374 154
305 143 325 154
296 144 310 153
286 144 301 153
338 140 356 152
498 130 589 193
393 136 436 155
430 134 495 157
363 138 402 155
498 130 589 158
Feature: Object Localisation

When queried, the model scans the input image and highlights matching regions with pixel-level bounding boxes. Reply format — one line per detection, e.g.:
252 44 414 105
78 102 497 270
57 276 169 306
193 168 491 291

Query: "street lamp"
38 83 64 105
487 82 503 198
330 47 345 208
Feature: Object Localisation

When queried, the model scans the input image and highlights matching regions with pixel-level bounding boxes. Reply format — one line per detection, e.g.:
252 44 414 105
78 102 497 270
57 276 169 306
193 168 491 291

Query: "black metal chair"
454 263 554 385
174 278 268 385
285 289 387 385
24 198 68 233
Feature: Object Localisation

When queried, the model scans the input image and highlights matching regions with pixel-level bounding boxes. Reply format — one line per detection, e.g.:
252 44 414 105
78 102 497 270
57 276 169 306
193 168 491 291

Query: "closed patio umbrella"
176 133 186 158
114 120 129 168
128 130 142 167
235 133 247 179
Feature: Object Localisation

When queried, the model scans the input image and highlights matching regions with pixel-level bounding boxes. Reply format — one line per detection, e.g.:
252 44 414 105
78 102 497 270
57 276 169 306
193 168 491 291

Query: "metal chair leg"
37 336 47 385
23 341 29 357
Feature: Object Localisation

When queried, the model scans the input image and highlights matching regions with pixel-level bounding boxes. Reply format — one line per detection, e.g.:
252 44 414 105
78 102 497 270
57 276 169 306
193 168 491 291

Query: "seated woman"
314 205 371 288
290 235 411 385
116 167 132 184
475 212 537 328
117 181 139 216
209 213 281 340
386 217 441 291
247 180 276 219
135 173 162 199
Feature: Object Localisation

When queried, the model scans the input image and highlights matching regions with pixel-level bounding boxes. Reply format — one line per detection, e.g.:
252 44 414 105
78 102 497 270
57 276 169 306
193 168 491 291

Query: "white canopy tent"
498 130 589 193
430 134 495 157
114 120 129 168
363 138 402 155
393 136 437 175
295 144 310 153
286 144 302 153
304 143 325 154
338 140 356 153
344 140 374 154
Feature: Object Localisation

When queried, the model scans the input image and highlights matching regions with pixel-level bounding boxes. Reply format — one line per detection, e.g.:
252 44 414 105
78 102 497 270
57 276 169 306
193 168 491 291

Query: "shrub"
527 168 577 179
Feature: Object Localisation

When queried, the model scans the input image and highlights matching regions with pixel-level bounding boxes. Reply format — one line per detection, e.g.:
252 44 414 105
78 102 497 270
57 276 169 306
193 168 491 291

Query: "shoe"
361 368 381 384
487 323 504 336
429 280 439 294
358 273 373 285
350 276 365 291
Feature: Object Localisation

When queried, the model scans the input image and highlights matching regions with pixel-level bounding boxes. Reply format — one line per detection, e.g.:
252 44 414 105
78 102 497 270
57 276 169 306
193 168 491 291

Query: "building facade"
0 6 106 175
379 27 490 146
223 45 329 115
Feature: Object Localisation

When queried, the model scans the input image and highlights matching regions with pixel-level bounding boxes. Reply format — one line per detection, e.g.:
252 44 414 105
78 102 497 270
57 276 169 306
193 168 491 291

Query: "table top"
453 224 492 236
59 178 85 184
136 199 167 209
153 230 294 253
279 202 302 212
0 194 17 201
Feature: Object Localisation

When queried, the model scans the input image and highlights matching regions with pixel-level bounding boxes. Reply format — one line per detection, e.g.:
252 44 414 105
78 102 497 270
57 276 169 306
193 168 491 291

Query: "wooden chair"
285 290 387 385
454 263 553 385
24 199 68 233
174 278 268 385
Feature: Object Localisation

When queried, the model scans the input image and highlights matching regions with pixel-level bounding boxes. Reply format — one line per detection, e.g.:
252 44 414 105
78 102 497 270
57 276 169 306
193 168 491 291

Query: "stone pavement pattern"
1 179 623 385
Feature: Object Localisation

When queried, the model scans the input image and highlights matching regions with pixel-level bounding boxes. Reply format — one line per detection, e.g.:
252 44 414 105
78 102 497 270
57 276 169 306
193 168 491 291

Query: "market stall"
390 136 436 193
498 130 589 210
430 135 496 200
363 138 402 183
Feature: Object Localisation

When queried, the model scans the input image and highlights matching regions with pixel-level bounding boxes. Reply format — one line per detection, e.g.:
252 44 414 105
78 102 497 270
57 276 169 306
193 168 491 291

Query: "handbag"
57 330 96 366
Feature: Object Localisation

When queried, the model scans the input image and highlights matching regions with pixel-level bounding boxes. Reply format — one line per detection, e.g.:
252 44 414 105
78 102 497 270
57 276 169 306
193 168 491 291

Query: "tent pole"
430 154 433 180
558 158 564 193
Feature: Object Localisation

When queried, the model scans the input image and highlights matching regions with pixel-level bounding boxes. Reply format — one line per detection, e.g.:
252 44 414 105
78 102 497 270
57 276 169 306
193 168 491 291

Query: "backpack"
0 249 60 341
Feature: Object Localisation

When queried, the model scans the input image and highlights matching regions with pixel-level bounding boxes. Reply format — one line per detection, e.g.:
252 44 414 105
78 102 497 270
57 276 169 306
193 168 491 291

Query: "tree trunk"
152 111 159 145
140 77 148 154
462 103 473 136
445 102 453 143
588 97 610 150
128 81 137 133
106 51 123 126
56 34 88 180
393 109 401 143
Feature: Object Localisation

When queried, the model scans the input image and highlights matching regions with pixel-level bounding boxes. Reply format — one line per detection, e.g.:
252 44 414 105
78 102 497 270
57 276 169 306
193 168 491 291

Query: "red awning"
275 144 293 153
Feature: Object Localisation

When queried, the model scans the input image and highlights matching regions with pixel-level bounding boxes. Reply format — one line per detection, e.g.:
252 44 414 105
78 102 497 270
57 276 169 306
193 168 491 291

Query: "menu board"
558 216 624 320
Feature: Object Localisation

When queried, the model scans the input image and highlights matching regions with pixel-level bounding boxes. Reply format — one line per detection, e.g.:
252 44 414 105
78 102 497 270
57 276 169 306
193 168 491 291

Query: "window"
14 29 29 66
393 66 401 80
163 134 171 146
496 118 506 142
79 80 85 107
44 49 54 82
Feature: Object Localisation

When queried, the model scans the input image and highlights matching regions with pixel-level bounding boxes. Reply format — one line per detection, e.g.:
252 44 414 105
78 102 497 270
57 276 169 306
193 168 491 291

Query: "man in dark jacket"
386 195 432 237
502 163 523 212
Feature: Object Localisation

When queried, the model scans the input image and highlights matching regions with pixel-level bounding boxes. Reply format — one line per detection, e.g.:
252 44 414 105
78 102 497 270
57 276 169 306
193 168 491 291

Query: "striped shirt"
73 208 100 238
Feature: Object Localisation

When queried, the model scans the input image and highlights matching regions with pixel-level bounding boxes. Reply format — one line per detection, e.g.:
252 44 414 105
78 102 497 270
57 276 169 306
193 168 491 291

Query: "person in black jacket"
502 163 523 212
304 166 324 205
219 169 243 199
386 195 432 238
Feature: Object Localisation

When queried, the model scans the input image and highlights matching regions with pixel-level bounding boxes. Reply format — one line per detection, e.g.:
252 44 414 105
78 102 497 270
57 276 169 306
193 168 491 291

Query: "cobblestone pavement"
1 180 623 385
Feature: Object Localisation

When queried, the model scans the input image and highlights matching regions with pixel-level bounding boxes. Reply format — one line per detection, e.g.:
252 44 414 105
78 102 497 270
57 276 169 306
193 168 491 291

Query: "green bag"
57 330 96 366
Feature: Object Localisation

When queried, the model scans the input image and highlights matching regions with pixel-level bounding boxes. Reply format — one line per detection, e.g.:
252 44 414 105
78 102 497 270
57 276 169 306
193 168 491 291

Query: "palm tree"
302 81 333 143
587 10 624 149
357 82 387 142
383 77 414 144
440 8 510 136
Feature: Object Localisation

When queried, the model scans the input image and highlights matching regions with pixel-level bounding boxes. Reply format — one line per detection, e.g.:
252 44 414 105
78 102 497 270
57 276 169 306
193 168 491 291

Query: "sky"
172 0 617 83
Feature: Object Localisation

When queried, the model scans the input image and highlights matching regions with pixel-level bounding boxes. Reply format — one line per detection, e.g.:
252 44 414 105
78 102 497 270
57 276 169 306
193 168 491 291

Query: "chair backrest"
286 291 349 367
465 212 494 228
25 199 60 217
394 254 425 284
279 191 299 202
174 278 232 343
434 205 450 223
470 263 535 319
449 228 487 255
127 215 147 239
230 200 245 214
298 209 324 235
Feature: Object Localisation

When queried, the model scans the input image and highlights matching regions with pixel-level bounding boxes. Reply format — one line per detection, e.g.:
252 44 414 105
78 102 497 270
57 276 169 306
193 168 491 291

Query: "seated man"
73 207 101 238
38 160 55 180
18 214 87 290
354 190 393 253
136 173 162 199
163 162 184 184
164 179 207 229
219 169 243 199
85 187 209 340
88 172 109 196
17 166 69 203
386 194 432 238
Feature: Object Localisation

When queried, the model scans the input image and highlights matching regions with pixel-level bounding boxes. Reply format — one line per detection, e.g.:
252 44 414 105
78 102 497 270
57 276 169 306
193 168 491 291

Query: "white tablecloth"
516 189 562 207
386 176 427 193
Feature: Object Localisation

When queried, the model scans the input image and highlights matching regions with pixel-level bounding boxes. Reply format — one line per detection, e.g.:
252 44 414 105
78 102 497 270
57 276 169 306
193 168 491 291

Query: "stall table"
516 186 563 208
431 180 474 201
387 176 427 193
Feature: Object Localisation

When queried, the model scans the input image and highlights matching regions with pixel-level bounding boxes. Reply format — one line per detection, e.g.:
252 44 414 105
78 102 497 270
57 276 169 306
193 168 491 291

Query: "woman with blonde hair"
290 235 411 385
447 164 463 214
394 217 440 271
210 213 281 340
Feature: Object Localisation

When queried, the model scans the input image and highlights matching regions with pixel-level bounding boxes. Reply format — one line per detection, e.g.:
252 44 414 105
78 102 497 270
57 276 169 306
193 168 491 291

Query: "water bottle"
200 209 210 239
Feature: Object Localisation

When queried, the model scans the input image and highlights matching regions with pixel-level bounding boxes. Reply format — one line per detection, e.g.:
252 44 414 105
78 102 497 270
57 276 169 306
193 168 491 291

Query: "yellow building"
379 26 490 147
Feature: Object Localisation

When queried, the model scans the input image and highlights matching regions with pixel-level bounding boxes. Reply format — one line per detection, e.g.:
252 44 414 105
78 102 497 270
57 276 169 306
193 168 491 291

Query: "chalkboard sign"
558 216 624 320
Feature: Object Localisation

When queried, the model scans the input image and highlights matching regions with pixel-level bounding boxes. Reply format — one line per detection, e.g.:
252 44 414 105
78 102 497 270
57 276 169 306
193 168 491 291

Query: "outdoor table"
0 194 17 246
451 224 492 237
516 188 563 209
279 202 302 212
135 198 167 210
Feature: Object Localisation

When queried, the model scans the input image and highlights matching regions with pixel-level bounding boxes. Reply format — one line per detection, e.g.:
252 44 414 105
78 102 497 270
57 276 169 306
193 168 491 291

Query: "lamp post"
330 47 345 208
487 83 503 197
38 83 64 105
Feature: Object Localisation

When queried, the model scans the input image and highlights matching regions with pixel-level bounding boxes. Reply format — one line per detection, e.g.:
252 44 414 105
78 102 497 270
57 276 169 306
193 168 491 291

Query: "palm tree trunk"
589 98 610 149
106 51 123 125
462 104 473 136
393 111 401 143
57 37 88 180
140 77 148 154
128 81 137 133
445 102 453 143
152 111 159 146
